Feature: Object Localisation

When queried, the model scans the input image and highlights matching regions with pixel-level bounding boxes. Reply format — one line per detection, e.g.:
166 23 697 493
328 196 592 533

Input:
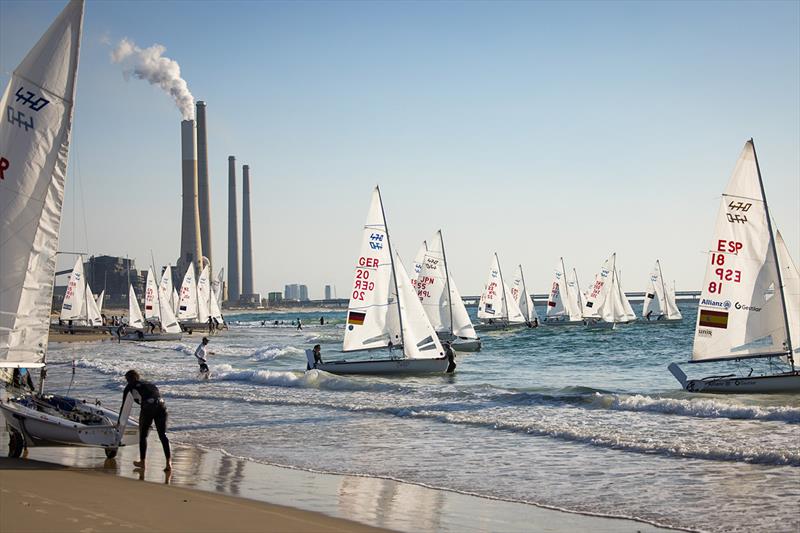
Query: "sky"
1 0 799 299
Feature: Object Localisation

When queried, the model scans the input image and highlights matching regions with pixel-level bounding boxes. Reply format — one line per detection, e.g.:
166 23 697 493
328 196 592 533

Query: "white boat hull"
543 318 585 326
473 322 528 332
1 394 138 449
313 357 450 375
668 363 800 394
639 317 683 325
583 319 616 330
436 333 481 352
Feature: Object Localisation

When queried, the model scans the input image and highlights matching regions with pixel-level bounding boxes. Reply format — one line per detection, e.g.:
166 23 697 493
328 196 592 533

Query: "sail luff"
751 140 794 367
439 230 455 335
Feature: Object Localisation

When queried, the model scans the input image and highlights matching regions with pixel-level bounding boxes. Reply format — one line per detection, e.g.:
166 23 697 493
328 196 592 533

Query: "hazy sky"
2 0 798 298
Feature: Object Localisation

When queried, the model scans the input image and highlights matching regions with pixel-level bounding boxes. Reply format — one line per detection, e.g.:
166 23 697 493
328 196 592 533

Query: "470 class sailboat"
0 0 136 457
669 139 800 393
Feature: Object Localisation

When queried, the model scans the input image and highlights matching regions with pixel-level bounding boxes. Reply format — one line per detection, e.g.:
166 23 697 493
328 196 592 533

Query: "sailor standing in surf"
195 337 211 378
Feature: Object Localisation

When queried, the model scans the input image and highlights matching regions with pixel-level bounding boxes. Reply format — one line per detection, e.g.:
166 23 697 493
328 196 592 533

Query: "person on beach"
116 323 126 343
296 318 302 330
319 316 324 326
195 337 211 377
208 315 215 334
444 342 456 373
122 369 171 471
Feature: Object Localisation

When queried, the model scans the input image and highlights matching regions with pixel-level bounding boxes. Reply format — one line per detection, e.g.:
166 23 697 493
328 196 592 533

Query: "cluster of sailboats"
55 257 225 341
1 2 798 464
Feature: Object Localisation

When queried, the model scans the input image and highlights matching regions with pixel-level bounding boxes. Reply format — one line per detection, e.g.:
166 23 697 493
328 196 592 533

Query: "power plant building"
227 156 240 303
196 101 212 270
177 119 203 277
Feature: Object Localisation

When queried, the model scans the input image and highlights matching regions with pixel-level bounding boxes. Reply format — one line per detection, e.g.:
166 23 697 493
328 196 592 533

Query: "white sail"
85 285 102 326
393 248 445 359
416 234 449 333
209 284 223 321
510 265 538 323
0 0 84 367
127 284 144 329
775 231 799 358
583 254 615 319
478 254 506 320
546 260 568 319
410 242 427 291
172 288 180 316
196 265 211 324
60 257 86 321
692 140 790 362
213 268 224 303
448 275 477 339
643 263 665 318
143 268 160 321
94 290 105 315
569 268 584 317
343 188 400 352
616 270 637 322
178 264 198 321
158 288 181 334
159 265 174 305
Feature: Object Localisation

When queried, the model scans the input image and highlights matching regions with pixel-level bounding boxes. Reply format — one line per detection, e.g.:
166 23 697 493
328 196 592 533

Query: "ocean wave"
306 332 342 344
249 345 305 361
212 366 401 393
594 394 800 423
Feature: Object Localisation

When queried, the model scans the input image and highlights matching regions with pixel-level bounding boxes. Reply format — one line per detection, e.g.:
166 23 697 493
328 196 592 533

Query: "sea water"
43 304 799 532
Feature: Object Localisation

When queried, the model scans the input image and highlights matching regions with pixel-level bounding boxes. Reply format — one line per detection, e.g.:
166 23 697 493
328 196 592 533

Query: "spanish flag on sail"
698 310 728 329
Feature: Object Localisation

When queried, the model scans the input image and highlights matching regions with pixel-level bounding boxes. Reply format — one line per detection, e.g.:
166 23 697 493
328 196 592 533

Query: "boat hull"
543 318 585 326
473 322 528 332
0 395 138 449
436 333 481 352
313 357 450 375
119 332 183 342
639 318 683 325
668 363 800 393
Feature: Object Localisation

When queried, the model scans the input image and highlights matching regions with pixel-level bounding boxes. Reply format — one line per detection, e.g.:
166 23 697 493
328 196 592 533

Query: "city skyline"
2 1 798 297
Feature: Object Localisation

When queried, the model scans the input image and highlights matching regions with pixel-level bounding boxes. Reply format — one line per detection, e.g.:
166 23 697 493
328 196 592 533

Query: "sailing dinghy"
0 0 136 458
641 260 682 323
510 265 540 327
475 254 527 331
118 283 182 342
669 139 800 393
544 258 584 325
308 187 449 375
415 231 482 351
582 253 631 329
53 256 107 333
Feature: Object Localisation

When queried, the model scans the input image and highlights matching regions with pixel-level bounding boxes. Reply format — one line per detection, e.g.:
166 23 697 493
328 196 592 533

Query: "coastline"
0 428 678 533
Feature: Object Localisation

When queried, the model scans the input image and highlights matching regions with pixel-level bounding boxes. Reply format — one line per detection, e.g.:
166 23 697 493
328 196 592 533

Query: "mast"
657 259 669 316
560 257 571 314
610 253 618 323
573 268 584 309
519 265 531 322
496 253 509 325
439 231 454 335
376 187 405 349
751 139 794 370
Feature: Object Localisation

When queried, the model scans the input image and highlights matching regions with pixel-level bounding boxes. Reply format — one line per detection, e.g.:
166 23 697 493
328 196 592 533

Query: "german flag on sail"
699 310 729 329
347 311 366 325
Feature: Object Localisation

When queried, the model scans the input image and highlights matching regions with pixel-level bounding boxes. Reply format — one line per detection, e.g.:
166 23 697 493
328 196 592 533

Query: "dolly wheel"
8 430 24 458
104 447 118 459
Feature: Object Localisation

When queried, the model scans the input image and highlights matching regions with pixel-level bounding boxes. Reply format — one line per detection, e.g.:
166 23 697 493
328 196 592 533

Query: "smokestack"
227 156 240 303
196 101 212 270
241 164 254 298
179 120 202 275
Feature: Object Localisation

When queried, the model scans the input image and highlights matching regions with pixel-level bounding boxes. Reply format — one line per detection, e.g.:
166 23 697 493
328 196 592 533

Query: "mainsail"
60 257 86 321
0 0 84 367
178 264 198 321
128 285 144 329
510 265 539 323
692 140 792 363
196 265 211 324
85 285 102 326
143 268 160 321
775 231 799 358
583 254 614 319
342 188 443 360
643 260 682 320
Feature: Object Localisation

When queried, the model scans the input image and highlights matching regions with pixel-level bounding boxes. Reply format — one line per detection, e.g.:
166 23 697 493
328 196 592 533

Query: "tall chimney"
241 164 254 298
179 119 202 276
227 156 240 303
196 101 212 271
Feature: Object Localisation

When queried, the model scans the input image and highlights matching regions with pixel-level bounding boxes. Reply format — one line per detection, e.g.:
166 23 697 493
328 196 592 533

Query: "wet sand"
0 429 676 533
48 331 113 343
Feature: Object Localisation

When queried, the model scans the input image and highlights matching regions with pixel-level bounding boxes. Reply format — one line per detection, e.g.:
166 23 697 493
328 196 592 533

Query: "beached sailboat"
582 253 630 329
415 231 481 351
118 282 182 342
545 258 584 325
476 254 527 331
641 260 682 323
510 265 540 327
669 139 800 393
176 263 220 331
55 257 104 331
308 187 449 375
0 0 136 457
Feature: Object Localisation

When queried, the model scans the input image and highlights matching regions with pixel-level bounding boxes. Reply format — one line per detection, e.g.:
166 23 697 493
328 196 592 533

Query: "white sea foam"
249 345 304 361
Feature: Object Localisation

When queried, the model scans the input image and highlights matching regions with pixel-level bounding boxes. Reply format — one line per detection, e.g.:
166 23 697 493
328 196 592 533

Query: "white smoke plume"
111 38 195 120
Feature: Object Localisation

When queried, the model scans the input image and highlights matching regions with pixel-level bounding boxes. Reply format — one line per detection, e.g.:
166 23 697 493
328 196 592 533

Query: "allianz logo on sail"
699 298 731 310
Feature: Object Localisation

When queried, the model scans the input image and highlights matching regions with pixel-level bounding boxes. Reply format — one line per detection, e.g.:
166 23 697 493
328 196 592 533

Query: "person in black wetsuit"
444 342 456 373
122 369 171 471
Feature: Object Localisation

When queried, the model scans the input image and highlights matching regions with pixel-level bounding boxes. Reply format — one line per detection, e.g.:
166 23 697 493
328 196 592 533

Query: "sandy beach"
0 458 388 533
0 427 675 533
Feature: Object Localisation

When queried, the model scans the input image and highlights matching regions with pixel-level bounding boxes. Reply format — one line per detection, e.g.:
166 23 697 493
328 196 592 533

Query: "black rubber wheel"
104 447 118 459
8 430 24 458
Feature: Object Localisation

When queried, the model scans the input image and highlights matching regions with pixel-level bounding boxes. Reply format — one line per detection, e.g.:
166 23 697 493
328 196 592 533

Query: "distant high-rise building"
324 285 332 300
284 284 299 301
299 285 309 301
267 292 283 305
